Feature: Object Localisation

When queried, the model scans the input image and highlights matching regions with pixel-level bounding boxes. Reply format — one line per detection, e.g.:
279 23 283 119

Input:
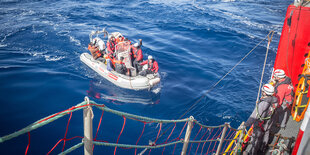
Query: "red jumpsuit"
274 77 294 128
140 60 159 73
131 46 143 62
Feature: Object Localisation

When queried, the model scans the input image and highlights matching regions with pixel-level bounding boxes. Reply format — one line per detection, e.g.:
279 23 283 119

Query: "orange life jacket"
115 36 124 44
88 44 102 58
94 50 102 58
107 40 116 52
114 60 124 65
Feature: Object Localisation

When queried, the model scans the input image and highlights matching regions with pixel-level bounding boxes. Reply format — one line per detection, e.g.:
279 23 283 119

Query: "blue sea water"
0 0 291 154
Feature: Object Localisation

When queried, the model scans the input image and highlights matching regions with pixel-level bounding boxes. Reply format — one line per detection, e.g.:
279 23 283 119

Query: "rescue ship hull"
241 1 310 154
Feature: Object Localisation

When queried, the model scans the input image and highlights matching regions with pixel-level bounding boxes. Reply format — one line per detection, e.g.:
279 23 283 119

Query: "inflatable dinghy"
80 29 160 90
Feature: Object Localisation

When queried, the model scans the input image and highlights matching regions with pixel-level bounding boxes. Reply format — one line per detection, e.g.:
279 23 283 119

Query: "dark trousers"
139 69 154 76
248 126 264 155
133 59 142 73
277 106 290 128
96 57 106 63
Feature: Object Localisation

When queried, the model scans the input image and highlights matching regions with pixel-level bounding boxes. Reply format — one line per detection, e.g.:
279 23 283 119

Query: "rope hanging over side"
178 30 275 120
255 31 275 120
157 30 275 141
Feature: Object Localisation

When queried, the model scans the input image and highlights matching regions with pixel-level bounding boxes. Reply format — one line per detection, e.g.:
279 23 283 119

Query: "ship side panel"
273 5 310 89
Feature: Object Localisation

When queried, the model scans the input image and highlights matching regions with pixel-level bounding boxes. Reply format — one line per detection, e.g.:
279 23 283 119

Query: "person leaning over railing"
244 84 278 155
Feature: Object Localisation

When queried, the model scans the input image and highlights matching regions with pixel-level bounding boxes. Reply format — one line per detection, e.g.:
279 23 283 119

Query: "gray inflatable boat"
80 29 160 90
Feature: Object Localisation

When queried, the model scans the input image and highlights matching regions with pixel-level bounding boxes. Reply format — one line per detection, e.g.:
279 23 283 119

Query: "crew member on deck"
131 41 143 73
273 69 294 129
139 55 159 76
244 84 277 155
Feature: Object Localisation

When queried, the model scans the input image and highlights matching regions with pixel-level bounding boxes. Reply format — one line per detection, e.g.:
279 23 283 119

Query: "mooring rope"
0 101 89 143
59 142 84 155
178 30 275 120
150 31 276 143
255 31 275 120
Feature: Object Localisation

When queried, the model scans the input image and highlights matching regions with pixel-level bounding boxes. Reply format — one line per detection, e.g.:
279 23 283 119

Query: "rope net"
0 99 243 155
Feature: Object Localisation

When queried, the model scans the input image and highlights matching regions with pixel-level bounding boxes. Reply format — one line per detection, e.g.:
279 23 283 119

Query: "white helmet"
262 84 274 96
148 55 153 60
133 43 139 48
274 69 286 78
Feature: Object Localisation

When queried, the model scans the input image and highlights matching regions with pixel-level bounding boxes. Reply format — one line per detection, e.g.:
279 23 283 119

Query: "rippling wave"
0 0 291 154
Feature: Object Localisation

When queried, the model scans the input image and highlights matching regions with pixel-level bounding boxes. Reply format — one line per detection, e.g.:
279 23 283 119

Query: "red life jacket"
131 46 143 61
148 60 159 73
107 40 116 52
274 77 294 96
275 77 294 108
140 60 159 73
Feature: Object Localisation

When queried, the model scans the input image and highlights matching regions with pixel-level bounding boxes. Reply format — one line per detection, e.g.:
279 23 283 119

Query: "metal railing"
0 97 246 155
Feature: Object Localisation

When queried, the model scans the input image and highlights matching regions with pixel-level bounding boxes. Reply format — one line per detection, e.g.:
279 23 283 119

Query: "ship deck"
244 115 302 154
267 116 302 154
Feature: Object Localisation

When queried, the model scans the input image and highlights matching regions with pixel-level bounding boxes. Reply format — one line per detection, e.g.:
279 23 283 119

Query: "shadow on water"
86 80 161 105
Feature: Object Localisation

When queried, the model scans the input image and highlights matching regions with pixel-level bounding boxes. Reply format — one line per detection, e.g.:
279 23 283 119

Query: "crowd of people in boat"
244 69 294 154
87 34 159 77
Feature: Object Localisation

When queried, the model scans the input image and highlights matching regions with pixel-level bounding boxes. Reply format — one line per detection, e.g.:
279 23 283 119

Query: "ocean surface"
0 0 291 154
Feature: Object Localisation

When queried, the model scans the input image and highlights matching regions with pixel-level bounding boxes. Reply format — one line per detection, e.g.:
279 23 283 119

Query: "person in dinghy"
130 39 143 74
139 55 159 76
114 56 129 75
106 36 117 59
81 28 161 90
88 38 106 63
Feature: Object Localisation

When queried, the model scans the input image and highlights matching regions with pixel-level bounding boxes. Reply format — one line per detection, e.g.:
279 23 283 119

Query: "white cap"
148 55 153 60
262 84 274 96
274 69 286 78
133 43 139 47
